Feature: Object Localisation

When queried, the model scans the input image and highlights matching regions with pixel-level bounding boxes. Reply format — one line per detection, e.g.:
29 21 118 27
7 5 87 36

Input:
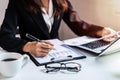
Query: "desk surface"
0 48 120 80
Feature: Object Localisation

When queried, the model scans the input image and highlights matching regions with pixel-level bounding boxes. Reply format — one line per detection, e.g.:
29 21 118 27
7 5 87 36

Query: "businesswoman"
0 0 115 57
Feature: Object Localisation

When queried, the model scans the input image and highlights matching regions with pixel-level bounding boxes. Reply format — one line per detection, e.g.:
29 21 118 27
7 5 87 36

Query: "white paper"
63 31 120 46
63 36 98 46
33 39 84 64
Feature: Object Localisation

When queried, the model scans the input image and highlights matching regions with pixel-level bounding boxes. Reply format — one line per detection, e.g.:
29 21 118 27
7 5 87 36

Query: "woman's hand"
23 40 54 57
95 27 117 42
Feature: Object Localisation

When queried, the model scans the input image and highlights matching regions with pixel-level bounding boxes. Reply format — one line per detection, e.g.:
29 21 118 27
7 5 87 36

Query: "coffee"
0 53 29 77
2 58 17 61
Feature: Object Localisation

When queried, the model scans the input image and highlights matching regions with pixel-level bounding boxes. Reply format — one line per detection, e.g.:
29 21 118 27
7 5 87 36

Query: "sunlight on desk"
0 47 120 80
0 57 119 80
96 52 120 76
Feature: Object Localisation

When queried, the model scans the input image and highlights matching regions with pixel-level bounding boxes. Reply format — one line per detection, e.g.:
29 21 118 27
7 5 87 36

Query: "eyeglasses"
45 62 81 73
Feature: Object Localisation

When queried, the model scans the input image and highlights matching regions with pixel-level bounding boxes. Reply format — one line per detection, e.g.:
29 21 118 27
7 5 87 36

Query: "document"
30 39 86 66
63 36 98 46
63 31 120 46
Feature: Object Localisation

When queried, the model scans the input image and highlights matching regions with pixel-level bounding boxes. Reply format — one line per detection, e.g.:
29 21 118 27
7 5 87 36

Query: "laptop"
77 37 120 56
64 31 120 56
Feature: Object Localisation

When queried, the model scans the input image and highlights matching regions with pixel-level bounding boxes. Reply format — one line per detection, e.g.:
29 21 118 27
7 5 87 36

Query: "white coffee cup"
0 53 29 77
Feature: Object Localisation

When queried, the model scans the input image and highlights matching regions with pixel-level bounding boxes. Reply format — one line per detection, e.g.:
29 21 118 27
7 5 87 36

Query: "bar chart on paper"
30 39 86 66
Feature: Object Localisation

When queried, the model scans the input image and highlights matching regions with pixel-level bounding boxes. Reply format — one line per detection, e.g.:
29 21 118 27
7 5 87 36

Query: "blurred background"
0 0 120 40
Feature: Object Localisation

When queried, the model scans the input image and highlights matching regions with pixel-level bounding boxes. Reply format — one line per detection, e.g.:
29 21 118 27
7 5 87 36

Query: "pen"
25 33 56 50
25 33 57 60
25 33 42 42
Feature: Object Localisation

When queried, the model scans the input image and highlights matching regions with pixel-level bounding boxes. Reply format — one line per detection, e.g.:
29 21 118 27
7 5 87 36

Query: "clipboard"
26 39 86 66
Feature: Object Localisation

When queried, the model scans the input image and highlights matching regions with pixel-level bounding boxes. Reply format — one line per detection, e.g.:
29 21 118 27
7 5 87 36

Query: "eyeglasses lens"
45 63 61 73
65 63 81 72
45 62 81 73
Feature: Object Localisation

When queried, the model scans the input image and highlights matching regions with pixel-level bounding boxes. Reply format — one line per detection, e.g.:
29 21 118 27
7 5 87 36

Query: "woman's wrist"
22 42 33 53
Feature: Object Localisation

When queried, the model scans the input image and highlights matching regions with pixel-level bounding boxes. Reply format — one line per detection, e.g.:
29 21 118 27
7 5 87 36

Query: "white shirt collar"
41 0 54 33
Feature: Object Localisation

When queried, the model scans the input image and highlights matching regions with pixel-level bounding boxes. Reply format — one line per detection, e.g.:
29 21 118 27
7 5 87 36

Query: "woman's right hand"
22 41 54 57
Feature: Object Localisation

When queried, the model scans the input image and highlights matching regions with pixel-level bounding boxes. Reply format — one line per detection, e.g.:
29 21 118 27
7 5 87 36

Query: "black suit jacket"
0 0 103 53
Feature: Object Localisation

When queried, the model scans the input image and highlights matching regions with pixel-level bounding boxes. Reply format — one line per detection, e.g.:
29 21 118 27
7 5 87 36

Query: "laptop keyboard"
80 40 110 49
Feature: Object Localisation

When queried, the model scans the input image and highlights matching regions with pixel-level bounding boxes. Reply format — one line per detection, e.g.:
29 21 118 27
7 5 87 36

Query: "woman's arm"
0 0 54 57
63 0 115 38
0 0 27 52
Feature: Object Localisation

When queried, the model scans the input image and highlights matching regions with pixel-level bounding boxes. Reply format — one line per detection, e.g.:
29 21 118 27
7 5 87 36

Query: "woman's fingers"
96 27 118 42
102 28 118 42
103 35 118 42
23 41 54 57
42 40 54 46
40 42 54 49
33 41 54 57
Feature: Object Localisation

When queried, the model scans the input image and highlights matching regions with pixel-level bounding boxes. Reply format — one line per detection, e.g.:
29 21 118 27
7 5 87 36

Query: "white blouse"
41 0 54 33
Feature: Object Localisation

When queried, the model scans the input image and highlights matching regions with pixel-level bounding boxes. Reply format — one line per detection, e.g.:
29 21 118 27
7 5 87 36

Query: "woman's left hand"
95 27 117 42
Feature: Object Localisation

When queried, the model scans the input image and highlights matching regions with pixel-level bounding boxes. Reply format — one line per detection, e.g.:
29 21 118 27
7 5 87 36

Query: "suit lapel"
50 15 62 38
50 16 58 34
30 12 51 38
29 11 62 39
